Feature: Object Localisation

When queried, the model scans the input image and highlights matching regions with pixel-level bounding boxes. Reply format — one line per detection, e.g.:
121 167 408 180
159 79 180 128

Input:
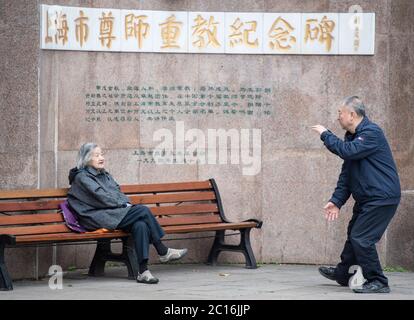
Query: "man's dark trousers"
334 202 399 286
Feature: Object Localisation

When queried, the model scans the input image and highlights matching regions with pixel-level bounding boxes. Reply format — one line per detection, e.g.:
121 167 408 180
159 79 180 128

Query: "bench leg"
88 238 138 280
207 228 257 269
88 239 110 277
121 237 138 280
0 243 13 291
207 230 225 266
240 228 257 269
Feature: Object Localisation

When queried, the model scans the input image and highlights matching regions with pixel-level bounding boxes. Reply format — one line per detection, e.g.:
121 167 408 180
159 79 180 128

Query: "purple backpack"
59 200 87 233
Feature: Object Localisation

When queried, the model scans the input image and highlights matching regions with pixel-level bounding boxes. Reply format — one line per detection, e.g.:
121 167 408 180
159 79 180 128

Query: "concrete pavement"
1 264 414 300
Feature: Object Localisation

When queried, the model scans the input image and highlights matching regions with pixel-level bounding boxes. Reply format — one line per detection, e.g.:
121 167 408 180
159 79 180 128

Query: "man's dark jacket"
67 166 130 230
320 116 401 208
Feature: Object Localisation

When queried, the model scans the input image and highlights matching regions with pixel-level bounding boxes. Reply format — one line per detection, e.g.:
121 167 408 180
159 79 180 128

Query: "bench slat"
0 200 63 213
158 215 221 226
150 204 218 216
0 192 217 213
0 204 219 227
1 224 70 236
121 181 212 194
0 213 64 226
15 230 129 243
0 215 224 231
0 192 216 213
0 188 69 200
0 181 212 200
164 222 258 233
129 191 216 204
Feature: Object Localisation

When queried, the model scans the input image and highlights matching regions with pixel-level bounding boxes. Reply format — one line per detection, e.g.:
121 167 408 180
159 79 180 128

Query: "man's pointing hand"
311 125 328 135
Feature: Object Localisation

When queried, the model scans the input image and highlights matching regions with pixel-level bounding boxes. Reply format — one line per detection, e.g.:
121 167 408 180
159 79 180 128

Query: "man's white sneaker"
159 248 188 263
136 270 159 284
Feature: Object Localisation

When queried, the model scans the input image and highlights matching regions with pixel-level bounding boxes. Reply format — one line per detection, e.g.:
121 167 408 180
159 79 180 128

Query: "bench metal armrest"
242 218 263 229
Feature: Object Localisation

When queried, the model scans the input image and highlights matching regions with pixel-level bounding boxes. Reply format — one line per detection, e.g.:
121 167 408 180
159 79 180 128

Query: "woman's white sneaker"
136 270 159 284
159 248 188 263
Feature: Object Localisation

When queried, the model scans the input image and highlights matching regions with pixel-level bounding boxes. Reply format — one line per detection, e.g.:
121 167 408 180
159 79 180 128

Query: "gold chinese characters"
41 6 374 55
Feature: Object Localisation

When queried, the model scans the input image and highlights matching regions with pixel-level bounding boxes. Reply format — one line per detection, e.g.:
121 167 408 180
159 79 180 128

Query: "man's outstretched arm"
312 124 381 161
320 128 380 161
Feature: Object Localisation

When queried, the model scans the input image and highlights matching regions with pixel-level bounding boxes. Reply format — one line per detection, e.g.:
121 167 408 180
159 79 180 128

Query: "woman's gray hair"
76 142 98 169
343 96 366 117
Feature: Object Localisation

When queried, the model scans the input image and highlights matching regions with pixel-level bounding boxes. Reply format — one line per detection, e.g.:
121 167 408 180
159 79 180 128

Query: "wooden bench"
0 178 262 290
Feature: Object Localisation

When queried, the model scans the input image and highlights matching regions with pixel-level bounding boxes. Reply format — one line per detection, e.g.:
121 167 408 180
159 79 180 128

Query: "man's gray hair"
76 142 98 169
343 96 366 117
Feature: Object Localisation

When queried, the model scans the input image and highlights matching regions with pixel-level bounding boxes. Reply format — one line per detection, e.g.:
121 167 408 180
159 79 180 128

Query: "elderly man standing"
311 96 401 293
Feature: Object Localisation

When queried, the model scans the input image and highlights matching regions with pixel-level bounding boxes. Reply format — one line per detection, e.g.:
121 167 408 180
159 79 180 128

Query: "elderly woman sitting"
67 142 187 284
